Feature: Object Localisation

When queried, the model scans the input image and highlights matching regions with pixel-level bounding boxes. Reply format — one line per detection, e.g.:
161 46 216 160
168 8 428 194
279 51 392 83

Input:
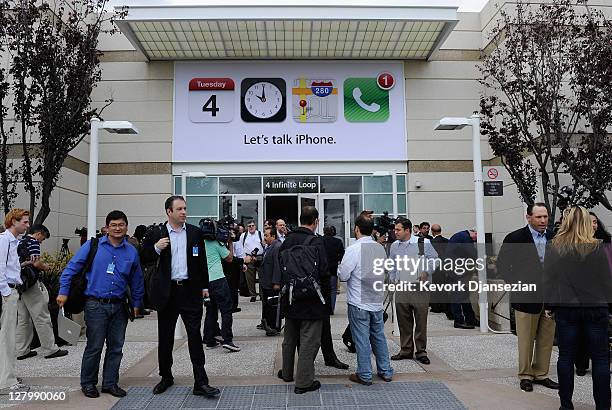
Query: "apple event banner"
173 61 406 162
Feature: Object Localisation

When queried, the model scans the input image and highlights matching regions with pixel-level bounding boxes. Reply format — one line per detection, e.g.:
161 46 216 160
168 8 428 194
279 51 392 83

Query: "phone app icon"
343 78 390 122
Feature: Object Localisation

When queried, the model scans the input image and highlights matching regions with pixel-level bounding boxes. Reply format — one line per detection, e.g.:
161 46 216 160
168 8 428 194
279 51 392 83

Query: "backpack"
279 235 325 305
17 238 39 293
64 238 99 314
139 223 167 309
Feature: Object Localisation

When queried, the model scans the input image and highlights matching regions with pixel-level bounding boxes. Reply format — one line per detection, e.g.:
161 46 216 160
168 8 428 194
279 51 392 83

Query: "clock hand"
260 84 266 102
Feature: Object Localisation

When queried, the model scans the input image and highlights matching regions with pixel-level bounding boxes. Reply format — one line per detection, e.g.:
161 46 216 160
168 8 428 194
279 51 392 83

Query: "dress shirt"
59 236 145 307
338 236 387 312
241 231 264 255
233 240 244 259
528 225 547 263
388 235 438 283
0 230 22 297
278 232 286 243
156 223 188 280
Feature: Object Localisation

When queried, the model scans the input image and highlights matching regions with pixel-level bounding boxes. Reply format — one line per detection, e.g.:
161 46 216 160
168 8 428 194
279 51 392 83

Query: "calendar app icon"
188 78 235 123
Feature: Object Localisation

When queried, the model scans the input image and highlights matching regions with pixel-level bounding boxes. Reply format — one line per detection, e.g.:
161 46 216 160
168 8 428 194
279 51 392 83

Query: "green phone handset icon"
344 78 389 122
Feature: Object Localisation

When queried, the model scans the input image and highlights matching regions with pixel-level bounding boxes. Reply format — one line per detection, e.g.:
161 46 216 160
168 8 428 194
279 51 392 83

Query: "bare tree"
479 0 612 223
1 0 125 224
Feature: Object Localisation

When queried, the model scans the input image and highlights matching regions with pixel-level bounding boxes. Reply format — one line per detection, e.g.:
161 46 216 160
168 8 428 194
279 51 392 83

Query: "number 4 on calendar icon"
188 78 235 123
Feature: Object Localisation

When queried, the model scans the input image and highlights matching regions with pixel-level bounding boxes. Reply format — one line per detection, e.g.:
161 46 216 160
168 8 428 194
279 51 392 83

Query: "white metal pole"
87 118 101 239
471 114 488 333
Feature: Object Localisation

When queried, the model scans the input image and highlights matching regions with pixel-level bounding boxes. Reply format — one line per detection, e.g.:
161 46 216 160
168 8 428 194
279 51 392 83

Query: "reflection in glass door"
321 195 349 246
234 195 262 228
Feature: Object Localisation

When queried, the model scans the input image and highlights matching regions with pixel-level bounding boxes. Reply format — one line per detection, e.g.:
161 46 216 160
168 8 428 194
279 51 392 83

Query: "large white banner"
173 61 406 162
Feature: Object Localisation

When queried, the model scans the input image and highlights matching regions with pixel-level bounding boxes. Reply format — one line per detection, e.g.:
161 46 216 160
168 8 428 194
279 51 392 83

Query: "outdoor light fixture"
435 114 488 334
87 118 139 239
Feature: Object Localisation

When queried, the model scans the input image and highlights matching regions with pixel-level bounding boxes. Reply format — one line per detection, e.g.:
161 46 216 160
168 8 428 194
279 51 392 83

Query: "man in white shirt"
0 209 31 394
240 221 265 302
389 218 438 365
338 214 393 386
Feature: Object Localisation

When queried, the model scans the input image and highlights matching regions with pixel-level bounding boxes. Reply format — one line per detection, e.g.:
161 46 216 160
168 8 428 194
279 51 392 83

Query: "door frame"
319 194 350 246
298 194 320 234
233 195 263 229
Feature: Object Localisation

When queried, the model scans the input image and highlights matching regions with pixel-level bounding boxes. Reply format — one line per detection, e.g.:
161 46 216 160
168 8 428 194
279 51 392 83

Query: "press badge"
106 262 115 274
192 246 199 257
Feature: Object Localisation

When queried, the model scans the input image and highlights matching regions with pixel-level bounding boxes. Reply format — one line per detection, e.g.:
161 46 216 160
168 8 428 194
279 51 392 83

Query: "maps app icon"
292 78 338 123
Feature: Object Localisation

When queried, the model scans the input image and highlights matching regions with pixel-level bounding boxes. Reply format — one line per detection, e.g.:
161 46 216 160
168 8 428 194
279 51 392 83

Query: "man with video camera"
201 219 240 352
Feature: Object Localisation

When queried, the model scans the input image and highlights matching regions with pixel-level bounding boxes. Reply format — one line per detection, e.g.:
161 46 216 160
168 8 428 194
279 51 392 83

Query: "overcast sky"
107 0 489 12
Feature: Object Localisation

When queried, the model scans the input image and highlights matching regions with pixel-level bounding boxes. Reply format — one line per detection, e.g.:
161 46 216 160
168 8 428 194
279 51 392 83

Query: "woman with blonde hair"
544 206 611 410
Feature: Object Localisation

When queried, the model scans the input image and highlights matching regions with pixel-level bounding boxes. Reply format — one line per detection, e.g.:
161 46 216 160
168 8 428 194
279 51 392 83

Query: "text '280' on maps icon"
292 78 338 123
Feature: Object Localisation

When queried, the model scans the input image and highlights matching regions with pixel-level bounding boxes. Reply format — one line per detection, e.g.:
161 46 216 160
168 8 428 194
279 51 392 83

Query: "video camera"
199 216 235 243
373 211 396 243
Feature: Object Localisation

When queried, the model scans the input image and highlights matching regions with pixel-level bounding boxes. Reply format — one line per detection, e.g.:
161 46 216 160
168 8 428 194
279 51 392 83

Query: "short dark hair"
29 224 50 238
419 222 430 229
323 226 336 236
527 202 549 216
265 227 277 238
106 210 128 226
133 225 147 241
395 217 412 231
355 214 374 236
300 206 319 225
165 195 185 213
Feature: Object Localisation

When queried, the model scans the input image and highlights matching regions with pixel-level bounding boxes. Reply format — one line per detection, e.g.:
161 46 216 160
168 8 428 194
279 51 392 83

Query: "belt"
171 279 189 286
8 283 17 289
87 296 124 304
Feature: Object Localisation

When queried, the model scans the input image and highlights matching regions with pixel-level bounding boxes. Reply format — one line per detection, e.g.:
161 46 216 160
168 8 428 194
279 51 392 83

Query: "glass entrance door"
233 195 263 229
320 195 349 246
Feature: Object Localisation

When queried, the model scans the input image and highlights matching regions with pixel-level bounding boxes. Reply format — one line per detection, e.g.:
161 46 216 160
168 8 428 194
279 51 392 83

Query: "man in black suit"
429 224 451 319
142 196 219 398
497 202 558 393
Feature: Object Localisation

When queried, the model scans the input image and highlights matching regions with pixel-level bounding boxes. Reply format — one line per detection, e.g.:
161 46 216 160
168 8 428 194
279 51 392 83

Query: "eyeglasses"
109 223 127 229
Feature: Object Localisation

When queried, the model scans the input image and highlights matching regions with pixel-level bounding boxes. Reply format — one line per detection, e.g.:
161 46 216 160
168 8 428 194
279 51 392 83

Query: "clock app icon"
241 78 286 122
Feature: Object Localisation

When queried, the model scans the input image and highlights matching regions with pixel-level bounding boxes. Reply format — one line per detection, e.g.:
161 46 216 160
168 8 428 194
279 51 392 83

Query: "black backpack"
139 223 167 309
279 235 325 305
64 238 99 314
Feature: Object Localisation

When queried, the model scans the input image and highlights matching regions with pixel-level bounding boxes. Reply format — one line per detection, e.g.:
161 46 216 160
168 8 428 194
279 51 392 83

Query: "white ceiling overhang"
114 1 458 61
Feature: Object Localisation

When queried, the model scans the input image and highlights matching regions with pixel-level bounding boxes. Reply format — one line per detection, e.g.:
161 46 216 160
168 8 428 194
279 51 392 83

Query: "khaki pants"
0 289 19 390
515 309 555 380
245 262 258 297
396 290 430 358
16 281 59 357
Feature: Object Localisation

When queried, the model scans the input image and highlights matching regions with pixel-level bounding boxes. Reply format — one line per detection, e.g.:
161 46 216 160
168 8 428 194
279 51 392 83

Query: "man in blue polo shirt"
57 210 144 399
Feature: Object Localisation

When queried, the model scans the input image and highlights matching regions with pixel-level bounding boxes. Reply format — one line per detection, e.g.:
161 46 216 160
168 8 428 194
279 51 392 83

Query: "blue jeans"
203 278 234 344
347 304 393 382
81 299 128 388
555 307 610 410
330 276 338 314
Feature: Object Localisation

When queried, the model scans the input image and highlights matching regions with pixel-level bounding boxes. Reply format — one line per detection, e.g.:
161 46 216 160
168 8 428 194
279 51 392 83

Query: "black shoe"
193 384 220 397
468 319 480 327
576 368 587 376
519 379 533 392
81 385 100 398
391 353 413 361
256 321 265 330
377 373 393 382
325 358 349 370
416 356 431 365
222 342 241 352
445 313 454 320
232 308 242 313
250 296 257 302
454 321 475 329
294 380 321 394
101 385 127 398
153 378 174 395
134 314 145 319
532 378 559 390
44 349 68 359
266 329 279 336
17 351 37 360
142 309 151 315
277 369 293 382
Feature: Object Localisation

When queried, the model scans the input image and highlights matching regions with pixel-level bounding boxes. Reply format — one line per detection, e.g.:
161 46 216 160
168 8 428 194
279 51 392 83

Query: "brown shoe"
349 373 372 386
377 373 392 382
